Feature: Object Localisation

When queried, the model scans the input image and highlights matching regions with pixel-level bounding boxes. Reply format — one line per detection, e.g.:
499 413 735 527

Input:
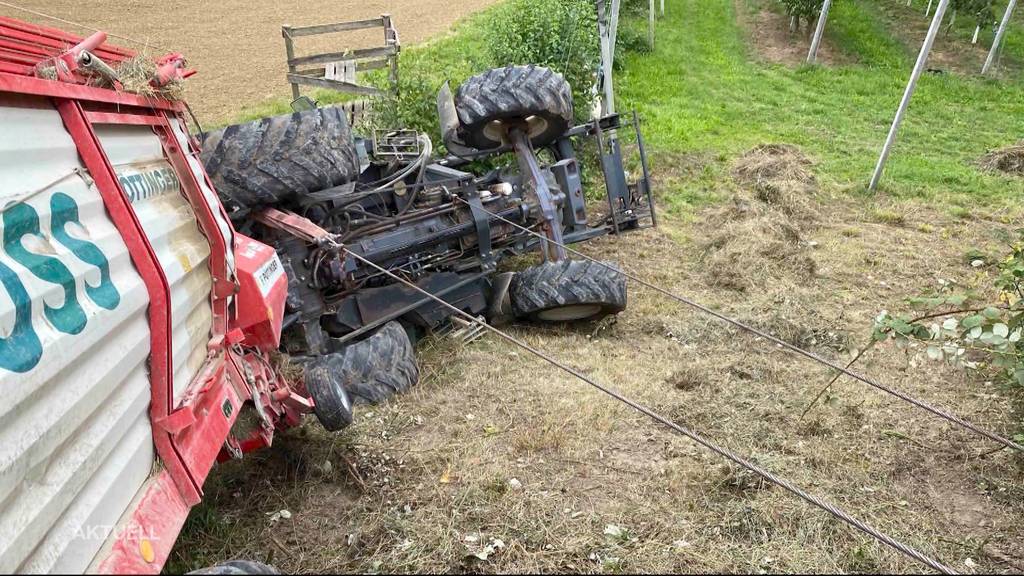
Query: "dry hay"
699 144 820 292
85 55 185 101
732 143 816 193
979 142 1024 176
118 55 186 100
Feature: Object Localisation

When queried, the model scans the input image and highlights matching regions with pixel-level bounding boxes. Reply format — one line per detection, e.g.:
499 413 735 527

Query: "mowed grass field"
170 0 1024 573
619 0 1024 212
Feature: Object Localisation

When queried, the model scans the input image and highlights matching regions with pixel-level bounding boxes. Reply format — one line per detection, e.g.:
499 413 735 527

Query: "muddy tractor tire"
510 259 627 322
188 560 279 574
200 106 359 210
304 354 355 432
454 65 574 150
305 322 418 431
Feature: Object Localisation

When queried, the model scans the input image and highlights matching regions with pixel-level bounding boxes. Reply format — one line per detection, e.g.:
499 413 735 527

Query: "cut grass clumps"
979 142 1024 176
700 144 819 292
733 143 815 189
732 143 817 215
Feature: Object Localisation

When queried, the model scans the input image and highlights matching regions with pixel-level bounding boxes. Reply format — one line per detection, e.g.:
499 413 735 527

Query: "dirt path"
1 0 499 124
734 0 849 67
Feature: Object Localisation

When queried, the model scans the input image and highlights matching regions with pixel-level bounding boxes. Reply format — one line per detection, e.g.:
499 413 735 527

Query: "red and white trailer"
0 18 308 574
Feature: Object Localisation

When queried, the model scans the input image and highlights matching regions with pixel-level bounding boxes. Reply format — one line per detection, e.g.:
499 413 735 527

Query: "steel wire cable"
451 195 1024 454
342 248 957 575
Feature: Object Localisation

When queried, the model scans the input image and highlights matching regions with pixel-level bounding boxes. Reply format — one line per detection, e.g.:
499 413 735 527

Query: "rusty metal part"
509 125 565 261
254 207 339 246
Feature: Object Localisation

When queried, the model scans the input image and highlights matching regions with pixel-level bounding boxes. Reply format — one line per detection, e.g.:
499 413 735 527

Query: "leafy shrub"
486 0 601 120
953 0 995 27
871 229 1024 442
615 21 652 61
362 65 445 139
780 0 824 33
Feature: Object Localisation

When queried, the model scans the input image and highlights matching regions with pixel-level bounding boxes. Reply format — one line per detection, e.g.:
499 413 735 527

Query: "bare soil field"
0 0 499 123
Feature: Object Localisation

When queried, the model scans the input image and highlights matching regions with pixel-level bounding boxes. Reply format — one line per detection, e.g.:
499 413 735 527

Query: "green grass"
827 0 909 68
616 0 1024 212
868 0 1024 71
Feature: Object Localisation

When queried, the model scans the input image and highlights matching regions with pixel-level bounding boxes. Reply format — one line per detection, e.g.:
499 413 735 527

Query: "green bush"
779 0 823 32
486 0 601 121
362 65 446 139
871 229 1024 442
952 0 995 26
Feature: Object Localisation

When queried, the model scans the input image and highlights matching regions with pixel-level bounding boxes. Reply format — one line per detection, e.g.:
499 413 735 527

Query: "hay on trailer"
85 54 185 101
979 142 1024 176
119 55 185 100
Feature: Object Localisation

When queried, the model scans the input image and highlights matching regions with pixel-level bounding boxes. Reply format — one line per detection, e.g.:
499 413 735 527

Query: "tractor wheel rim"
536 304 603 322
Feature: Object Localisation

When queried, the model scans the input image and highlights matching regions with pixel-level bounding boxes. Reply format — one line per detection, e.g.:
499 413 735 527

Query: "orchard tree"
780 0 824 33
950 0 995 42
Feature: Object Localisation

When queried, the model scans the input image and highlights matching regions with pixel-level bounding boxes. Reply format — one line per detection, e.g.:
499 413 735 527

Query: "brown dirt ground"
734 0 848 67
0 0 499 124
168 143 1024 573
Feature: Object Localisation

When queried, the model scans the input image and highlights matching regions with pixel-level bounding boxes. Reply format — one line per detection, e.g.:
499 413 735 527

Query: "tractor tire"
510 259 627 322
200 106 359 210
305 354 355 432
340 321 419 405
305 322 418 432
454 65 574 150
188 560 279 574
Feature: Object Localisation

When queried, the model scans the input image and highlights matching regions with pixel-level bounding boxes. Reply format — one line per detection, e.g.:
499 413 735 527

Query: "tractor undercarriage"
201 65 655 430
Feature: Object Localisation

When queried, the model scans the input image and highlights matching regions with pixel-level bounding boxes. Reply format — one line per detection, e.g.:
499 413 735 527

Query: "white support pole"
983 0 1017 75
869 0 950 192
807 0 833 64
597 0 620 116
926 0 933 16
610 0 621 62
660 0 665 16
648 0 655 49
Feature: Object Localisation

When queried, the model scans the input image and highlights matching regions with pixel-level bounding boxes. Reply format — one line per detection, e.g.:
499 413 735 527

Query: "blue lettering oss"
0 193 121 373
50 193 119 310
0 258 41 373
3 202 87 335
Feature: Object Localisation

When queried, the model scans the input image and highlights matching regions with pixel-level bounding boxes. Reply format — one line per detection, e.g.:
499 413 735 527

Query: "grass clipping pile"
979 142 1024 176
700 144 820 292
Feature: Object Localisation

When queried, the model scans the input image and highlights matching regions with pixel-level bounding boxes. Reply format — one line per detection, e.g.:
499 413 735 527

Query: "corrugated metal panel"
0 94 154 574
168 118 236 277
93 125 214 403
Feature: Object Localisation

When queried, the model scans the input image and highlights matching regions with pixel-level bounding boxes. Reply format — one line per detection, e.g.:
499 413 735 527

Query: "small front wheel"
304 322 418 432
453 65 574 150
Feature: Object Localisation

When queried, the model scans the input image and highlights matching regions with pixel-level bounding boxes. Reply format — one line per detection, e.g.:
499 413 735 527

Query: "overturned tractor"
201 65 655 430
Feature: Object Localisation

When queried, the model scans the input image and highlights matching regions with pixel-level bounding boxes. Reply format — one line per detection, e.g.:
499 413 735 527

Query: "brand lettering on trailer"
117 165 180 204
0 193 120 374
255 253 284 297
